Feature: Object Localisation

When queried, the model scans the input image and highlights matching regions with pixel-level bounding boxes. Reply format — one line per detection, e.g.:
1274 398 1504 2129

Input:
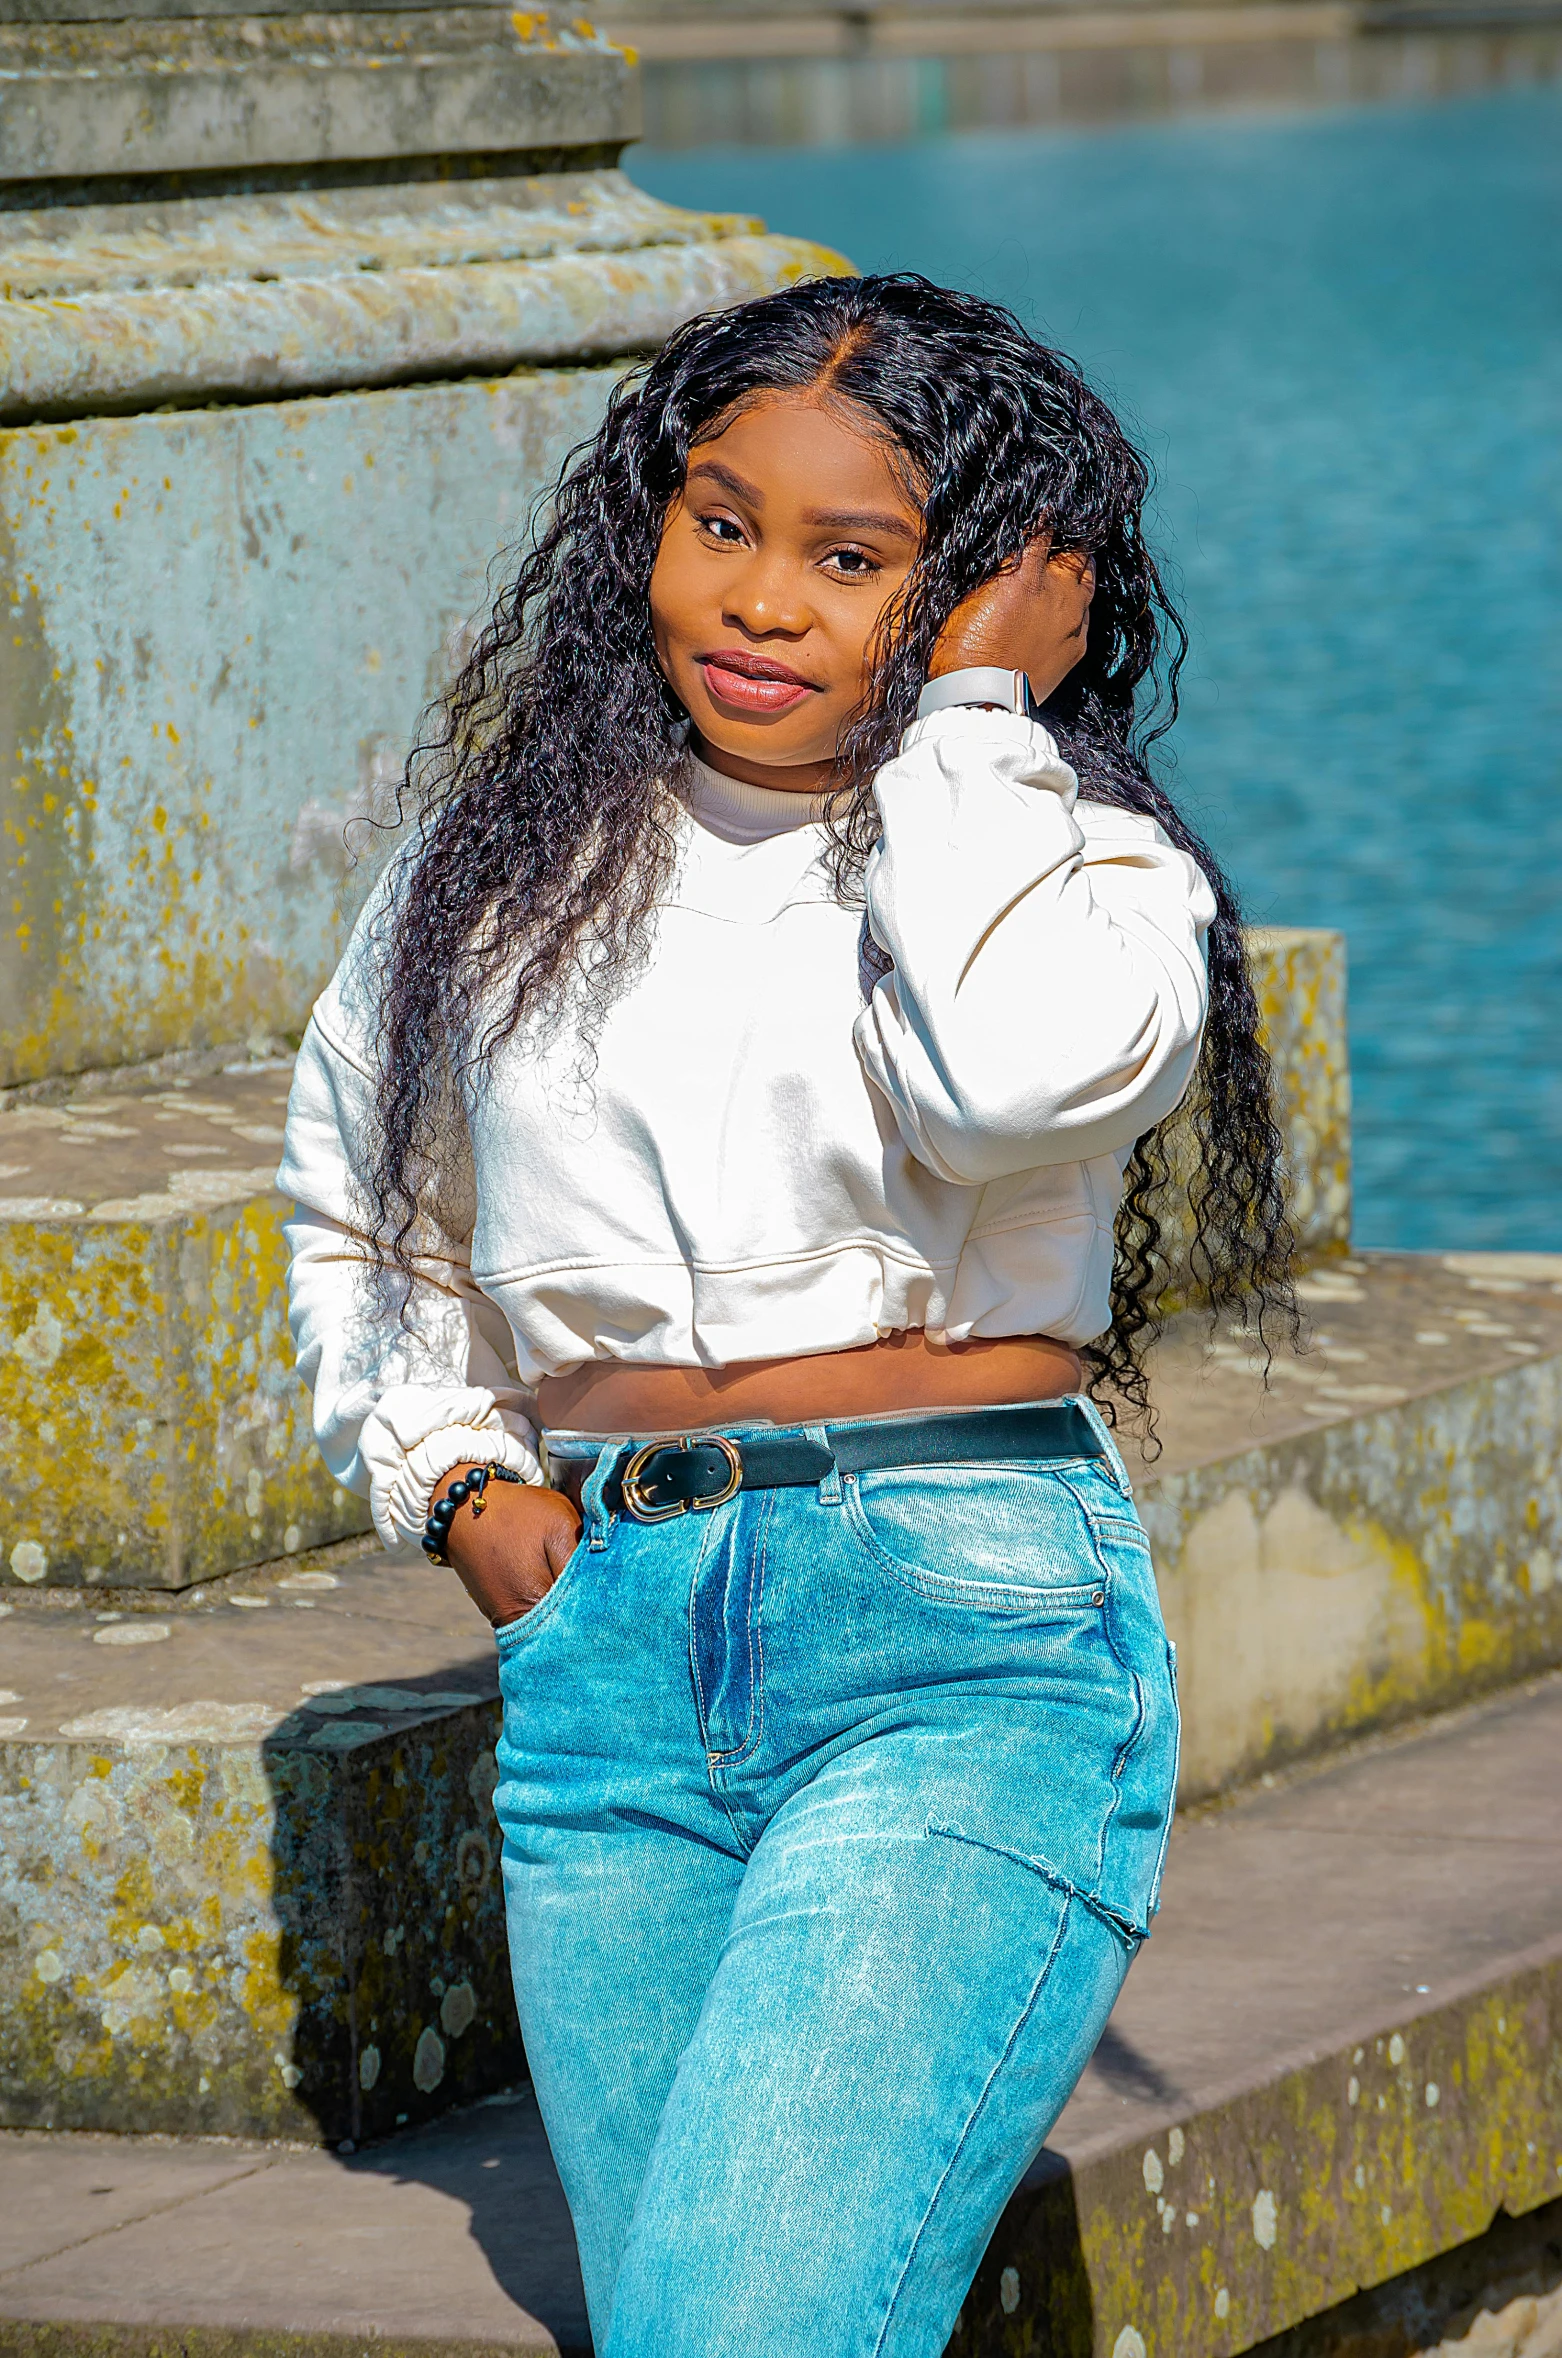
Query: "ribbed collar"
682 751 831 845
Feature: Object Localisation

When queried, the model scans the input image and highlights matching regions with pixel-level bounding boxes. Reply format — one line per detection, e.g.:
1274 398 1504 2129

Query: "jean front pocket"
843 1460 1110 1614
492 1531 592 1663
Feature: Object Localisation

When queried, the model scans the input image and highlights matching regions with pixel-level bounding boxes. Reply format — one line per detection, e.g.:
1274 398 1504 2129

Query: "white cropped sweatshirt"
279 706 1215 1551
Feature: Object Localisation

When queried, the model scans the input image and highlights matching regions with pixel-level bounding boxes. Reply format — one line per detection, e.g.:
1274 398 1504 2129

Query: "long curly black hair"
370 271 1296 1425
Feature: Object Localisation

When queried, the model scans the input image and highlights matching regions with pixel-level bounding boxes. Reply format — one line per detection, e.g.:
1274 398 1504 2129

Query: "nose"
722 547 811 640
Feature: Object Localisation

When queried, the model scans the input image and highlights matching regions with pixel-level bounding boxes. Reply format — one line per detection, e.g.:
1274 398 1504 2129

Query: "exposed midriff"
536 1327 1083 1435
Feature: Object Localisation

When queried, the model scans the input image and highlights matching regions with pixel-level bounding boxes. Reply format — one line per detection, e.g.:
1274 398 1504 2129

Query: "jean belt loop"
806 1422 842 1506
1072 1392 1134 1498
579 1441 624 1549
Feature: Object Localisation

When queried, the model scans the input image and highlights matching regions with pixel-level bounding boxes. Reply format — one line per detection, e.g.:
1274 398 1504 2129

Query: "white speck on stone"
413 2025 446 2093
358 2044 382 2091
1143 2148 1164 2194
35 1950 64 1984
1355 2165 1366 2189
9 1540 47 1585
282 1573 339 1592
1167 2127 1184 2166
0 1717 28 1736
999 2270 1022 2316
245 1471 264 1516
1388 2033 1405 2065
199 2075 211 2093
1214 2290 1230 2321
283 1525 303 1553
1353 2047 1364 2064
1347 2076 1360 2105
1252 2189 1278 2249
1380 2203 1393 2226
136 1925 165 1953
279 2063 303 2089
1498 2017 1506 2035
1425 2082 1440 2107
93 1622 171 1647
0 1691 20 1706
14 1302 65 1372
440 1981 477 2039
1186 2212 1199 2229
168 1967 193 1993
231 1595 269 1609
1112 2329 1145 2358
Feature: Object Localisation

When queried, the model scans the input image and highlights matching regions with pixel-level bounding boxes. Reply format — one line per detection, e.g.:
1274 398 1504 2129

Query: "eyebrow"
687 459 763 505
802 505 918 541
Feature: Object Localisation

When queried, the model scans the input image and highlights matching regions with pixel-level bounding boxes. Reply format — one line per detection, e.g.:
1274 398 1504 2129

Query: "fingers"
543 1507 584 1580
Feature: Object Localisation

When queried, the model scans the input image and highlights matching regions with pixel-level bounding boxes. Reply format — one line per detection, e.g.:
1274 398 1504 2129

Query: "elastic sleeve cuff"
359 1386 544 1552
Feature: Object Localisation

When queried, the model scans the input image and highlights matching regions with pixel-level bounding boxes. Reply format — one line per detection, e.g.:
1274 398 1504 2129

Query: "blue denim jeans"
492 1405 1179 2358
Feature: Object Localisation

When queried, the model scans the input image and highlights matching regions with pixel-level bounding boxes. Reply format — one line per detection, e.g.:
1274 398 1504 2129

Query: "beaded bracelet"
422 1460 525 1566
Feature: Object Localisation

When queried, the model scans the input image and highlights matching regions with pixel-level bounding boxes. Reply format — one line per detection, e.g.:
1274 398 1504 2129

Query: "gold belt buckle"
619 1433 743 1523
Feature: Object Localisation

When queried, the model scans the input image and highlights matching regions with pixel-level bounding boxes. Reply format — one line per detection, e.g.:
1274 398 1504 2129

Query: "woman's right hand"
434 1467 583 1629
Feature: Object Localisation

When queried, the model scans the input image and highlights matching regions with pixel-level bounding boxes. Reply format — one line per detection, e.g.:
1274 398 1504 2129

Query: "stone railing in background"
592 0 1562 144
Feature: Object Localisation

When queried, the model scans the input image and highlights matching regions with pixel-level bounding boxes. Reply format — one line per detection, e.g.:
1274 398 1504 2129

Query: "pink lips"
699 649 816 714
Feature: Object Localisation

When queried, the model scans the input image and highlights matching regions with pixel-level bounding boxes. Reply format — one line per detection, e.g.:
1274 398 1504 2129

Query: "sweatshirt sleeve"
853 705 1216 1186
276 876 543 1556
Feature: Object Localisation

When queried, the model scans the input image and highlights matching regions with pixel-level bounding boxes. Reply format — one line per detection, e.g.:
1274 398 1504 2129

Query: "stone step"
0 1673 1557 2358
1130 1246 1562 1798
4 1246 1560 2143
0 1060 370 1591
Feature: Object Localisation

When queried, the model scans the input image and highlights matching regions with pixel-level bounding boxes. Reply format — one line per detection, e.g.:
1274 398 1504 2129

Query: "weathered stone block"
0 9 637 188
0 1557 514 2142
0 1068 368 1591
1248 922 1351 1257
1134 1251 1562 1799
0 363 622 1088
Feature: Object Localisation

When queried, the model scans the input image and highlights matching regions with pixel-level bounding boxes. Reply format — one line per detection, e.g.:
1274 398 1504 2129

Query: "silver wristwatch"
915 667 1039 721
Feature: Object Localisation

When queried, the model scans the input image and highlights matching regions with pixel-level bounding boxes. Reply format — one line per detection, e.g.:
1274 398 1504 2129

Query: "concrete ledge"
0 1549 515 2141
0 226 847 422
1133 1251 1562 1799
0 11 637 188
0 1066 367 1589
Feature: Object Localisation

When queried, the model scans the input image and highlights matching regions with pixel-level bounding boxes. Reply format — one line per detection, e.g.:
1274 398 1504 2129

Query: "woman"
280 273 1292 2357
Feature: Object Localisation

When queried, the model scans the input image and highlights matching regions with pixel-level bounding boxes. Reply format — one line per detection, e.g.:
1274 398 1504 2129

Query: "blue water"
630 91 1562 1250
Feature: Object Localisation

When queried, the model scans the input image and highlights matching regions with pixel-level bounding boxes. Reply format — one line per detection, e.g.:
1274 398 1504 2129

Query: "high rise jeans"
492 1405 1179 2357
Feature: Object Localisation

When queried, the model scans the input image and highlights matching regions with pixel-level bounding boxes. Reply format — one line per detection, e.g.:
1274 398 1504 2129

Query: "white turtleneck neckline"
682 750 831 846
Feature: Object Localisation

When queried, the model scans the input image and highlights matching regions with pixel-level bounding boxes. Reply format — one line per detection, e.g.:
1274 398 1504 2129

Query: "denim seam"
687 1509 720 1752
1053 1481 1153 1892
924 1822 1147 1949
871 1892 1075 2358
705 1486 772 1769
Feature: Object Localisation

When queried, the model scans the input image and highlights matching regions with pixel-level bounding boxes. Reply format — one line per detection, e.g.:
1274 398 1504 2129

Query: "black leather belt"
601 1400 1106 1524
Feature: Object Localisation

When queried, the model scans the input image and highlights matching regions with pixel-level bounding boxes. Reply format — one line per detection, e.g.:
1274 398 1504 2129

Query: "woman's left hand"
928 539 1095 706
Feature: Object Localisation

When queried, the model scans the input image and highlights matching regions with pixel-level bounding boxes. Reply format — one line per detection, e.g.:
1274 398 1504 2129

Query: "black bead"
448 1479 469 1505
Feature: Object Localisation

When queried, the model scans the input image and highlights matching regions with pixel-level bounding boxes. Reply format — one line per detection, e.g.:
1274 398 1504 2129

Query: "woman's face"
649 391 922 793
